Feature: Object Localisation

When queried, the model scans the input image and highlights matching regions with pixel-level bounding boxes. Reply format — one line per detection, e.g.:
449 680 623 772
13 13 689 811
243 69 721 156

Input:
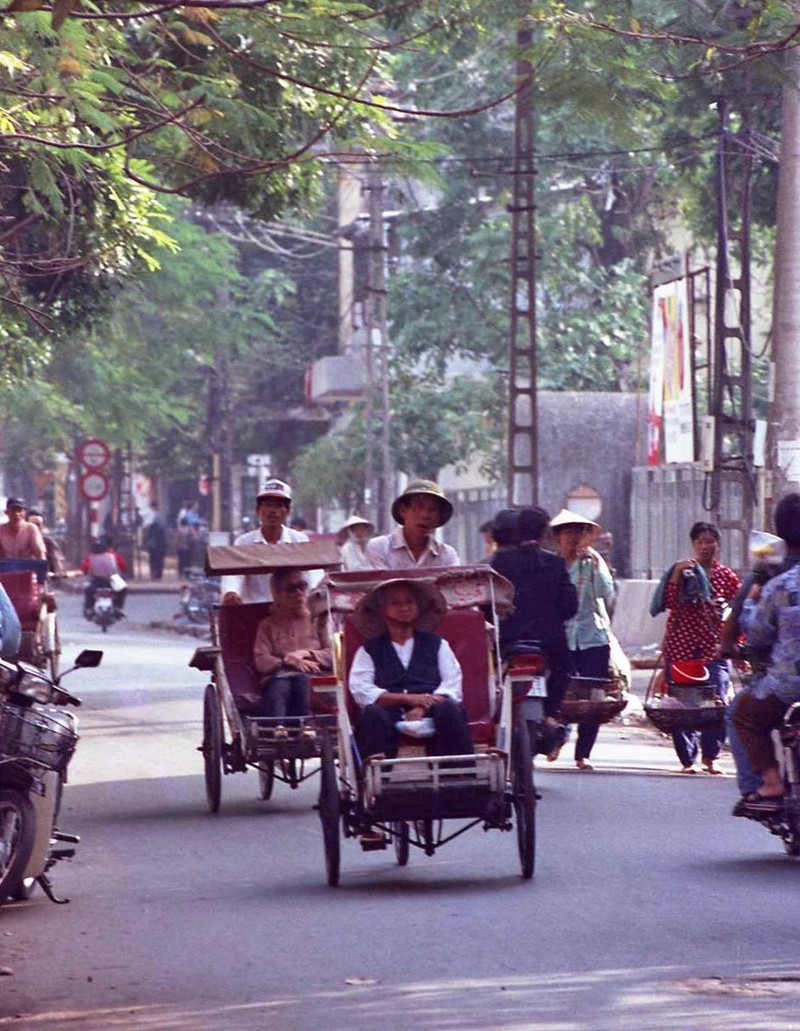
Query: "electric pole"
506 12 538 507
768 44 800 508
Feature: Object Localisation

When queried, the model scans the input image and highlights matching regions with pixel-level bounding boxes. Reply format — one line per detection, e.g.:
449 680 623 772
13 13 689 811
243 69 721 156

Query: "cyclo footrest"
362 751 505 800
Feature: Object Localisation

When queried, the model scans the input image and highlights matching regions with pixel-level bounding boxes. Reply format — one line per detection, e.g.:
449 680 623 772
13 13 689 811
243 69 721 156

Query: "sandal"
742 791 783 809
702 760 724 775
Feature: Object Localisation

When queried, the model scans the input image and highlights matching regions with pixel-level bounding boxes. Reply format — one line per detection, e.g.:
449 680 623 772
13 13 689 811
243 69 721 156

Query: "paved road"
1 593 799 1031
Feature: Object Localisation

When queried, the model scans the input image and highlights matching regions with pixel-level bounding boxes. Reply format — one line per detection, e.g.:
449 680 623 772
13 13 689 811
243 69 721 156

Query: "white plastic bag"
395 718 435 738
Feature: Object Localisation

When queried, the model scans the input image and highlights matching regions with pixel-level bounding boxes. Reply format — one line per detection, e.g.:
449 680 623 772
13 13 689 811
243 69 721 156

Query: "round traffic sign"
79 470 109 502
78 438 111 470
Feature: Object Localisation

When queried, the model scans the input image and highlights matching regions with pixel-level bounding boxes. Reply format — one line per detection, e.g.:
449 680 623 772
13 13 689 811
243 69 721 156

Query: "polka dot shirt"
663 559 740 662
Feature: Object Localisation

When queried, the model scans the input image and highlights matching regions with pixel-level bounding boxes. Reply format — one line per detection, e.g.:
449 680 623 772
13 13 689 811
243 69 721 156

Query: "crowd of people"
3 472 799 818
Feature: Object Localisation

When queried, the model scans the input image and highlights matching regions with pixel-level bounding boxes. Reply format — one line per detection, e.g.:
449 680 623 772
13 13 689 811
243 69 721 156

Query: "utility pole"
709 97 755 568
767 45 800 508
506 11 538 507
363 168 393 531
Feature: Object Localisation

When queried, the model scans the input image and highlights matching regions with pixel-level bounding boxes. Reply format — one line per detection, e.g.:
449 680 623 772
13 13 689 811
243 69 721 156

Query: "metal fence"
441 485 506 565
630 464 748 577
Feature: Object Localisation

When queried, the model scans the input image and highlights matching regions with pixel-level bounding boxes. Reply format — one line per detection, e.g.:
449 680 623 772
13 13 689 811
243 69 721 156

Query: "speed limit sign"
78 438 110 470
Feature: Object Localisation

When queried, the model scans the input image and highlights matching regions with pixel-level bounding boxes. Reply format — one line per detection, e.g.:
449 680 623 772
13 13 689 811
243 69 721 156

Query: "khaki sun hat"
549 508 600 532
352 578 448 640
390 480 453 527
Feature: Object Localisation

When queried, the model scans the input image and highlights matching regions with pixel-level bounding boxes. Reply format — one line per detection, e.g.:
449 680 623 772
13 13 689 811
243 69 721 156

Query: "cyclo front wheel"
202 683 224 813
318 727 340 886
512 719 536 879
0 788 36 901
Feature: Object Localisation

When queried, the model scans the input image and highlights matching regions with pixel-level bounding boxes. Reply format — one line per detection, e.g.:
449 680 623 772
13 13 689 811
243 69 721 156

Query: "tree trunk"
768 44 800 505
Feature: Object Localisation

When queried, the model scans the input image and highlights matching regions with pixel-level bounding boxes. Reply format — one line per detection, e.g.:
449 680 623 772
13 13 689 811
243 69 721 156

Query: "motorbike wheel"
0 789 37 901
258 761 275 800
512 719 536 880
392 821 410 866
202 683 224 813
318 728 340 886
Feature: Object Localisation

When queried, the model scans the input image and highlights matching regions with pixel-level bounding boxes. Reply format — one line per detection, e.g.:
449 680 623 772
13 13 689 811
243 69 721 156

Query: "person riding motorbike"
732 492 800 809
489 507 578 760
80 538 128 617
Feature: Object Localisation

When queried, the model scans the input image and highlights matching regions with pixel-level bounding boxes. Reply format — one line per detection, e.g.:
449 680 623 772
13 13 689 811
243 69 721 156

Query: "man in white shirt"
348 579 473 760
221 479 309 605
365 480 460 569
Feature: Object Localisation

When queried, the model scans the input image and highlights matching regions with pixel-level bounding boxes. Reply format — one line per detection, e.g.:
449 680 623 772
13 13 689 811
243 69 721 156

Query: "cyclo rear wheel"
258 761 275 800
202 683 224 813
318 727 340 886
392 822 410 866
512 719 536 879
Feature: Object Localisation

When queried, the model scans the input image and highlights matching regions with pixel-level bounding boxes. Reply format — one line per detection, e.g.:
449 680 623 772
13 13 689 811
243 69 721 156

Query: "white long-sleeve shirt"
348 635 462 708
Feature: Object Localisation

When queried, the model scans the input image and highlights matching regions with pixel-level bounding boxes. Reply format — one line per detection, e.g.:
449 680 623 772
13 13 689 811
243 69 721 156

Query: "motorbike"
738 701 800 857
179 570 220 625
85 581 124 632
504 641 553 754
0 648 102 903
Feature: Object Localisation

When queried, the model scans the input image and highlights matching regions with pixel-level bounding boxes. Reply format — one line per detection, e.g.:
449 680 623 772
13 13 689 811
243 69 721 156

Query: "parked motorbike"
85 583 124 632
739 701 800 856
179 570 220 625
0 648 102 903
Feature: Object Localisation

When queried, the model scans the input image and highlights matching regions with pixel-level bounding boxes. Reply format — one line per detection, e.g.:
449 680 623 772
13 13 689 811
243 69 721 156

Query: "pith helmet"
390 480 453 527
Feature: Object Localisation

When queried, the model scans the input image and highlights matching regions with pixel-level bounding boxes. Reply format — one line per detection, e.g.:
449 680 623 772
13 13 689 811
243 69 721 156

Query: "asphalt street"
0 588 798 1031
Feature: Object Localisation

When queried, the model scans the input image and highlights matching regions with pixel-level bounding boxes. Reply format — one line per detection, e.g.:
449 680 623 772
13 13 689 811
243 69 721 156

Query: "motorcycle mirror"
74 649 103 669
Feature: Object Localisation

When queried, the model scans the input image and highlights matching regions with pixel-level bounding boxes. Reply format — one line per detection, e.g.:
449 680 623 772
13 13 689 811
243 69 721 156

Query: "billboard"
647 280 694 465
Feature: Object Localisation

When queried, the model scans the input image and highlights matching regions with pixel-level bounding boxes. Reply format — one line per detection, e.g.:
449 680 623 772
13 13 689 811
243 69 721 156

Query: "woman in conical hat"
338 515 375 572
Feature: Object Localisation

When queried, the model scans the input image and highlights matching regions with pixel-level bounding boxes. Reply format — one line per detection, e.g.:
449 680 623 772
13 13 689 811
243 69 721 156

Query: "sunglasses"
282 581 309 593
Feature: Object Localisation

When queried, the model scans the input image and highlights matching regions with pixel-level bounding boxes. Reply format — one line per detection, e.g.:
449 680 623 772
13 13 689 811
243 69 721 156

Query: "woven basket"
561 676 627 726
0 701 78 772
644 681 725 734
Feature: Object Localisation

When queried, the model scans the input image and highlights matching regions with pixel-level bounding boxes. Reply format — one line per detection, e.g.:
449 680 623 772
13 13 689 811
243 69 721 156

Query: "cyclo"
312 565 540 886
189 539 342 811
0 559 60 680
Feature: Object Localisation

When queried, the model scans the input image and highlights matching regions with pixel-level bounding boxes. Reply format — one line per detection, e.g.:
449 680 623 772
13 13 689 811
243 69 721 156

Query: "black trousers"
355 697 474 760
257 673 310 721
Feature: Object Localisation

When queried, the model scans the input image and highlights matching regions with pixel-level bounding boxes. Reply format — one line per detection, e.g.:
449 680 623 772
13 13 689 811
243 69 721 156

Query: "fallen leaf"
0 967 14 976
344 976 378 986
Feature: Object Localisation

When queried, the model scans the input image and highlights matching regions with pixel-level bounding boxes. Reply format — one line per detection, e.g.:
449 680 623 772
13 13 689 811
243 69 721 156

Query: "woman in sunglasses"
251 568 331 721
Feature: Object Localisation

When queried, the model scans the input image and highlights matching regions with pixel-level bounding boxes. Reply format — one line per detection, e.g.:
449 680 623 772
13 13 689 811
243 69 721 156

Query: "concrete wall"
441 391 648 573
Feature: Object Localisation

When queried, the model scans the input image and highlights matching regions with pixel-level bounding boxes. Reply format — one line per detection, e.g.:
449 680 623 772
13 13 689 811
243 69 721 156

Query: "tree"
0 1 507 350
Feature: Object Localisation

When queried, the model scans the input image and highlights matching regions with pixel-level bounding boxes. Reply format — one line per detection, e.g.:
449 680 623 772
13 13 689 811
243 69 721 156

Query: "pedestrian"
365 480 459 569
143 506 168 580
176 517 193 577
652 520 740 774
551 508 615 771
338 515 374 571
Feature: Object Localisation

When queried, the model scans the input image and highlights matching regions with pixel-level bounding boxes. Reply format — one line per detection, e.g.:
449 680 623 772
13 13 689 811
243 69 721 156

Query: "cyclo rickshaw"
312 565 540 886
188 539 342 812
0 558 60 679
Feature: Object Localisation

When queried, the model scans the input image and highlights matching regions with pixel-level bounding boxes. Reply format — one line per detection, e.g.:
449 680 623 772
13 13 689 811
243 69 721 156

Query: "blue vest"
364 631 442 695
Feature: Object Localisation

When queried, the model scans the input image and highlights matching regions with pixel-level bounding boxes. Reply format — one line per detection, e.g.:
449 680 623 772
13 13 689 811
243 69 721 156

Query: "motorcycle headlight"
15 664 53 704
